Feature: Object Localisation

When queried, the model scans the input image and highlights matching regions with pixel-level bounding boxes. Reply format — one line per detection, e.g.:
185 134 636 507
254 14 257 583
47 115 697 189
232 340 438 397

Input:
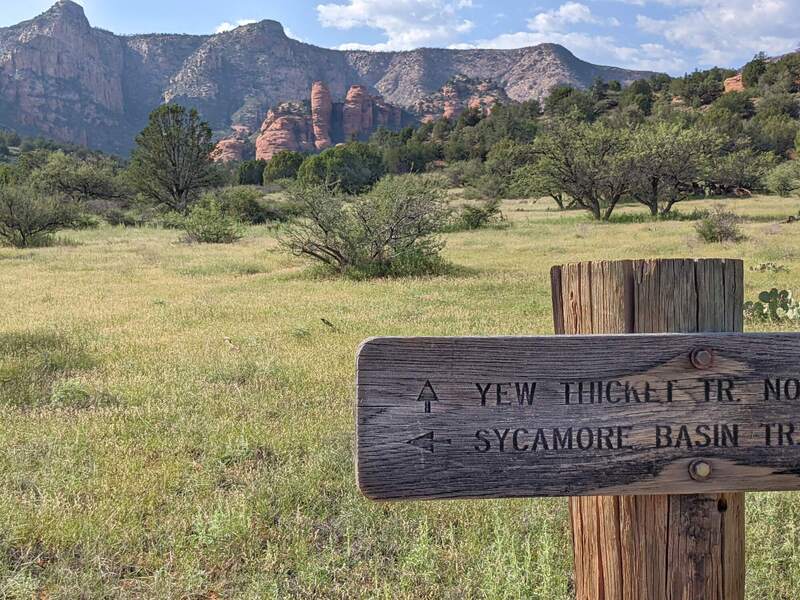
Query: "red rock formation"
255 102 316 160
211 138 248 162
255 83 411 159
724 74 744 93
211 126 251 162
343 85 375 141
311 81 333 151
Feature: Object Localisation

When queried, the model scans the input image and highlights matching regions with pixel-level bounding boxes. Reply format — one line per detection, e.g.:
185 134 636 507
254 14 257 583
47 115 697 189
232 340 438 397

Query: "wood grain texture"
357 332 800 500
550 259 744 600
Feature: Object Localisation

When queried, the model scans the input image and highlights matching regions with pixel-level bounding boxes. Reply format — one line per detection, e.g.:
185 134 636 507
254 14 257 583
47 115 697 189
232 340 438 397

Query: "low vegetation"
2 195 800 598
182 195 245 244
694 204 746 243
281 175 449 277
0 185 80 247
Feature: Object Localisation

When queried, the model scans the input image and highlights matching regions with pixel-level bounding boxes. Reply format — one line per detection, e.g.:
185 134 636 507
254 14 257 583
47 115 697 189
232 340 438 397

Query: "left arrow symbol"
407 431 451 453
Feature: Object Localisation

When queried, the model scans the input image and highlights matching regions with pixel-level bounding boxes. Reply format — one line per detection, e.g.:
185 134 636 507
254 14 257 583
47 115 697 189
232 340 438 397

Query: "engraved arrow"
407 431 451 453
417 380 439 413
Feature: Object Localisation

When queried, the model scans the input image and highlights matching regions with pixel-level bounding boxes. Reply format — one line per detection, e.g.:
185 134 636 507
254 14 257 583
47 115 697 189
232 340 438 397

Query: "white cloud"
316 0 475 50
636 0 800 66
214 19 257 34
466 30 685 72
284 27 305 41
529 2 619 33
457 2 683 72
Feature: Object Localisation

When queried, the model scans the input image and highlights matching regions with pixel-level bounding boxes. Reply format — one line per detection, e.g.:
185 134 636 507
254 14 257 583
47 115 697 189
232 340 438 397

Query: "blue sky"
4 0 800 74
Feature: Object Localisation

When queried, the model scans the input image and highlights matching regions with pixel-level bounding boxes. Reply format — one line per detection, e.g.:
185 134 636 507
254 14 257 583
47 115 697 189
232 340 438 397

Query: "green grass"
2 195 800 598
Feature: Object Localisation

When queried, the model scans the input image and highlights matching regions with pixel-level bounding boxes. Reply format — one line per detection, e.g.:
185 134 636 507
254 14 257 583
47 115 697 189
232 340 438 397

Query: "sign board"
356 333 800 501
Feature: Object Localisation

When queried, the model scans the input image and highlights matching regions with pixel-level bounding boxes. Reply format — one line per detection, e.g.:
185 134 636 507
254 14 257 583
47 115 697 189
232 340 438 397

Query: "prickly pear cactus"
744 288 800 322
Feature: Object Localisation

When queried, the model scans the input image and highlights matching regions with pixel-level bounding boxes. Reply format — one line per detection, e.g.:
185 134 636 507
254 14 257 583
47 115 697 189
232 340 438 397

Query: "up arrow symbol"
417 380 439 413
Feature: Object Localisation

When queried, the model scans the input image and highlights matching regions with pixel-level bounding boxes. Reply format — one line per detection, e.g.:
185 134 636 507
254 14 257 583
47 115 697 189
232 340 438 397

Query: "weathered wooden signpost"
357 258 800 599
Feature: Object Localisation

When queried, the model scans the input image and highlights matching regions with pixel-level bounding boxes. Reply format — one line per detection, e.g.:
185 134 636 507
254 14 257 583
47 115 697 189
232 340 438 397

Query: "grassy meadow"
3 195 800 598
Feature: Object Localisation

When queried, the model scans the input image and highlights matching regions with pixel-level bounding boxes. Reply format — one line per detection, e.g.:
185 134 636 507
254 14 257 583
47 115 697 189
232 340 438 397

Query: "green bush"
281 174 450 277
694 205 745 243
183 195 245 244
766 162 800 197
0 185 81 248
449 199 505 230
264 151 305 183
215 186 270 224
297 143 385 194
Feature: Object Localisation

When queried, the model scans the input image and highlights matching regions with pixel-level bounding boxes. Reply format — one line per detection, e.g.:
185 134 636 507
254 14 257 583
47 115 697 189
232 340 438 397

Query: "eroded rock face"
0 0 126 150
413 75 510 122
210 126 252 162
311 81 333 151
255 102 317 160
724 74 744 93
255 83 412 160
343 85 371 141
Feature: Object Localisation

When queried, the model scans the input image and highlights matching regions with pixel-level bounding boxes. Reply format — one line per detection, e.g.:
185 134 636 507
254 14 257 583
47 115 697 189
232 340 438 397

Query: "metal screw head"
689 460 713 481
690 348 714 370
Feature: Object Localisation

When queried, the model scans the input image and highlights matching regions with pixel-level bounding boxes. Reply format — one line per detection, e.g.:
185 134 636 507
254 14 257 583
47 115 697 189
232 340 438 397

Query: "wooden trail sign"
357 333 800 500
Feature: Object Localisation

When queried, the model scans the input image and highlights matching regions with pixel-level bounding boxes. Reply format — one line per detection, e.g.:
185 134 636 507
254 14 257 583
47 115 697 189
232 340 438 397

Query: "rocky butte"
0 0 660 155
215 77 523 162
248 82 410 161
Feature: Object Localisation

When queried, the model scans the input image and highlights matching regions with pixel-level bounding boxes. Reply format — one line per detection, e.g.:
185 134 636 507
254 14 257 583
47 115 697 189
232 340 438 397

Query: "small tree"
281 175 449 276
742 52 768 88
297 143 385 194
263 151 305 182
510 164 573 209
128 105 219 214
766 162 800 197
530 118 631 220
707 148 776 194
0 186 80 248
626 122 720 215
32 151 127 203
237 160 267 186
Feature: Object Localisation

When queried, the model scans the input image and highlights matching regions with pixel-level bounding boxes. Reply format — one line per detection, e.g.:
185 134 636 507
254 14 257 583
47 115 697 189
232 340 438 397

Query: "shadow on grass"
290 259 479 283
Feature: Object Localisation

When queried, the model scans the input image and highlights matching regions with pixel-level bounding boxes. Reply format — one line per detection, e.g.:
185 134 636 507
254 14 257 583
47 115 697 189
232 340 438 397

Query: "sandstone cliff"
0 1 660 154
253 82 412 161
210 125 252 163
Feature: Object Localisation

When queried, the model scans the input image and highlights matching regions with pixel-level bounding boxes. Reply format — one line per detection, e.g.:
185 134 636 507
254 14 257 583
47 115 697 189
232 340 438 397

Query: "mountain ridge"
0 1 660 154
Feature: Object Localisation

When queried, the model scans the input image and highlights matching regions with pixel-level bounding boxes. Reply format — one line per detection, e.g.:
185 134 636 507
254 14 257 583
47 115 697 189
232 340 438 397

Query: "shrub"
0 186 80 248
451 199 505 230
264 151 305 182
694 205 745 243
745 289 800 322
297 143 385 194
281 174 450 277
215 186 270 224
766 162 800 197
183 195 245 244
